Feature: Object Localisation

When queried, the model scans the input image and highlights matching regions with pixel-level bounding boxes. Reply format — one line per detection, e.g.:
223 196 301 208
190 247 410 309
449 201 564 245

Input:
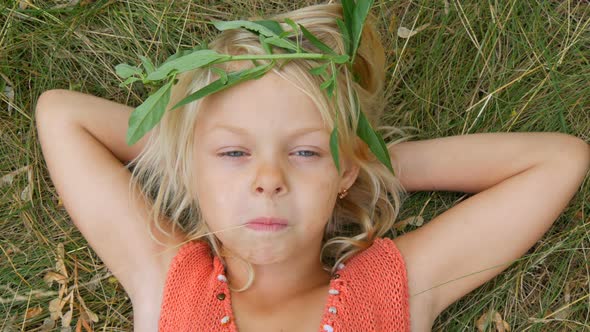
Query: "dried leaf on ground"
18 0 29 10
1 165 29 187
476 309 511 332
25 306 43 319
77 293 99 323
81 315 94 332
20 183 31 201
394 215 424 231
39 317 56 331
73 259 100 324
52 0 80 8
62 308 73 327
44 271 68 287
397 23 430 39
387 12 397 34
48 297 64 320
48 289 73 321
554 280 572 320
56 243 69 278
86 270 111 291
3 83 14 115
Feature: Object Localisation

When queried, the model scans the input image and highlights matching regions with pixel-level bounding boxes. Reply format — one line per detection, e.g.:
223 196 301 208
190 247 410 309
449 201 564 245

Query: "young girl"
35 3 590 332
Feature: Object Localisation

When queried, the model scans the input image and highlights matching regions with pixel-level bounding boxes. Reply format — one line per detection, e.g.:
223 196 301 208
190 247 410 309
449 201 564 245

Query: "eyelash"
218 150 320 159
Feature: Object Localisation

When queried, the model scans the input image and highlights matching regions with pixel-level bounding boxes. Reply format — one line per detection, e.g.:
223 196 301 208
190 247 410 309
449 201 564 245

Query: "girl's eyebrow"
210 124 327 138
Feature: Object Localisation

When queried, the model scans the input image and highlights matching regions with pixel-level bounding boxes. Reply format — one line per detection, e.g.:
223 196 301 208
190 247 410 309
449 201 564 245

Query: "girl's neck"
223 249 332 306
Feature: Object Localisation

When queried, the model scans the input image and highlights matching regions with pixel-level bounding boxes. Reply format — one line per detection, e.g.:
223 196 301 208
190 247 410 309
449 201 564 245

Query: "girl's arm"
35 89 184 331
389 132 589 193
37 89 153 164
386 132 589 327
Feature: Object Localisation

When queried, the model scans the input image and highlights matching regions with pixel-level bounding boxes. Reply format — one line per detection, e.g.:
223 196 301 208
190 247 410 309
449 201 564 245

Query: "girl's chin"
236 242 294 259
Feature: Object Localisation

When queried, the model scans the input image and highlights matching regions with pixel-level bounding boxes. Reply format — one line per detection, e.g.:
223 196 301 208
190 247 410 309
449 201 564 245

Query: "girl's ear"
339 154 360 190
339 135 369 189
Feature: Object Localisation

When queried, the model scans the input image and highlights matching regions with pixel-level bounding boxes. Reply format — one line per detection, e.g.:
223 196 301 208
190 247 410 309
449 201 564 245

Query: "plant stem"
230 53 328 61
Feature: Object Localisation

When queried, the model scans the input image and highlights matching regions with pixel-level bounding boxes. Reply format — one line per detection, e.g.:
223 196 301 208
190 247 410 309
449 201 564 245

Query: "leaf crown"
115 0 394 177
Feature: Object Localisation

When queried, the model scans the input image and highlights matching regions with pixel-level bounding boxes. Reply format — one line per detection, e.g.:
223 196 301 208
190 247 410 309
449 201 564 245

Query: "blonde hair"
126 2 417 293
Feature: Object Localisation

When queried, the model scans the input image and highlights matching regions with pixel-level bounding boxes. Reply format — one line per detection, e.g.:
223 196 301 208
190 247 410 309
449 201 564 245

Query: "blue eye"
218 150 320 158
294 150 320 157
219 151 247 158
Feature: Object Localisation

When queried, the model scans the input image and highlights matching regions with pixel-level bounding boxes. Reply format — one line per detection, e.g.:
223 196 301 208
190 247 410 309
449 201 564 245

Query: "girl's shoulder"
345 237 407 277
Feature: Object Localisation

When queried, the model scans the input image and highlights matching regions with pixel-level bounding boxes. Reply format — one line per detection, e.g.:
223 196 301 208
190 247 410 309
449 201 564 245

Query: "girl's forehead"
195 72 329 135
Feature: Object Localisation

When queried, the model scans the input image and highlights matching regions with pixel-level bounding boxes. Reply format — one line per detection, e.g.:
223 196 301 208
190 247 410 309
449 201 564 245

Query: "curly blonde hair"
126 2 415 292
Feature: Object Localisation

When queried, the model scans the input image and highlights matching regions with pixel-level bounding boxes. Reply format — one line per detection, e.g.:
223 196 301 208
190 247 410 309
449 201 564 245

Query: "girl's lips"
245 223 289 231
245 217 289 225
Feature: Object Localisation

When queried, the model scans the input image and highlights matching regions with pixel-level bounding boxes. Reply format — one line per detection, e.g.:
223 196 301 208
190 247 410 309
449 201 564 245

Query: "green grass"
1 0 589 331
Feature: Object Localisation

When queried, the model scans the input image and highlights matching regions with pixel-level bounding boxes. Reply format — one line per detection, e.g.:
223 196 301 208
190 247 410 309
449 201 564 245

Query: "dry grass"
1 0 589 331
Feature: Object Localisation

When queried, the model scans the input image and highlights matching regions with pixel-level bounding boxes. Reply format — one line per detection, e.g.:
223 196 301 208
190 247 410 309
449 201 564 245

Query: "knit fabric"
158 237 410 331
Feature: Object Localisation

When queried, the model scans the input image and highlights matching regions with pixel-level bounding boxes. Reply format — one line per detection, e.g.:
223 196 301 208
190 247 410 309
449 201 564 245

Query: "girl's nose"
253 162 288 198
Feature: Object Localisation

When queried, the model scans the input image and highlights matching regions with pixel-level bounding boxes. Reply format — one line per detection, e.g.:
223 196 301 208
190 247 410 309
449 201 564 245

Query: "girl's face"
192 72 359 265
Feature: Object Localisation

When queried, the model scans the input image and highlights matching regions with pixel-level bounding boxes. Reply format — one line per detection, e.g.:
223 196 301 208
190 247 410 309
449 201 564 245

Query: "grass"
1 0 589 331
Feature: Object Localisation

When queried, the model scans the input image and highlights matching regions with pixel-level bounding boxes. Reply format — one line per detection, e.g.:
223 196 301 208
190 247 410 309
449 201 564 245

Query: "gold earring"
338 188 348 199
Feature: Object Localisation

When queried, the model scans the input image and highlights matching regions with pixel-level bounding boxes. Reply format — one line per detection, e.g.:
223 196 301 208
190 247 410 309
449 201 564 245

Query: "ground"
1 1 589 331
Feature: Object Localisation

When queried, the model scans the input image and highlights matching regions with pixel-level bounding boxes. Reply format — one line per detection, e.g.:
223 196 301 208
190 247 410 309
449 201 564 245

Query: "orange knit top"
158 237 410 331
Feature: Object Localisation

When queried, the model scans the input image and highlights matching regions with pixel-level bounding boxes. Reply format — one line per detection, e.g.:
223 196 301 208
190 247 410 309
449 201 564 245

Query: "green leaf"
349 0 375 63
336 18 351 57
146 49 230 81
341 0 355 30
115 63 142 79
263 35 298 52
162 50 190 66
327 61 338 98
375 128 395 175
118 76 140 88
309 63 329 76
213 20 279 37
170 62 274 111
259 34 273 54
283 18 297 31
341 0 354 52
278 30 292 38
162 44 207 66
213 19 298 53
356 103 394 175
320 77 334 94
279 30 295 39
211 67 228 84
330 123 341 175
126 79 174 146
332 54 350 64
320 78 336 98
283 18 299 36
299 24 336 55
139 55 155 75
284 18 300 52
253 19 284 36
326 80 335 98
